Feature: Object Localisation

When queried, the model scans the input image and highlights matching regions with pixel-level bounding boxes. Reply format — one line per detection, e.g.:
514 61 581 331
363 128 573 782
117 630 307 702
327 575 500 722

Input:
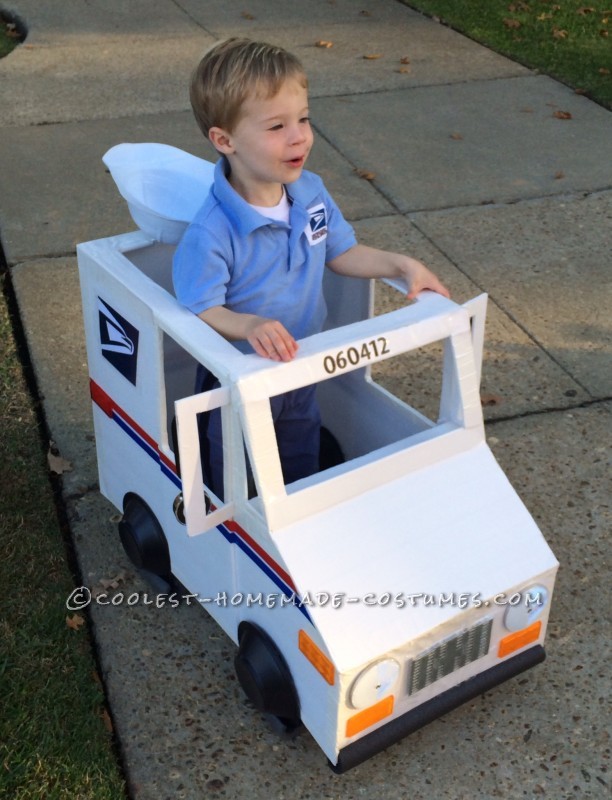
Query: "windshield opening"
263 339 445 494
370 339 444 425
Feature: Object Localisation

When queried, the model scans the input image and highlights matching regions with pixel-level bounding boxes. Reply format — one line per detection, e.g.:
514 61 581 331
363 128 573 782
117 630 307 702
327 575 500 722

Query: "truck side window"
162 332 199 456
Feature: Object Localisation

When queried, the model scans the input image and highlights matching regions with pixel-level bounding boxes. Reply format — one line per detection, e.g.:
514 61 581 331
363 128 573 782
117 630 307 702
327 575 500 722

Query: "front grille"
408 618 493 696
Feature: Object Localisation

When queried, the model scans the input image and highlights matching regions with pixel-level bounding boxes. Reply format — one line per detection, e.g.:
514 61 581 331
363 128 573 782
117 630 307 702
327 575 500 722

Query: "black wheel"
235 622 301 731
119 495 173 593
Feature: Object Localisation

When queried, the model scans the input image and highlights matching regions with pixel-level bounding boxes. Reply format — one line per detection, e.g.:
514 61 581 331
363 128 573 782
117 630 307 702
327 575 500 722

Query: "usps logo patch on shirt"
305 203 328 245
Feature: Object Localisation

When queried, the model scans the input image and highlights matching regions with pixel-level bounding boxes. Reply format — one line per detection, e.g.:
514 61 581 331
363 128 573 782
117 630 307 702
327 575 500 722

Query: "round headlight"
349 658 400 709
504 585 549 632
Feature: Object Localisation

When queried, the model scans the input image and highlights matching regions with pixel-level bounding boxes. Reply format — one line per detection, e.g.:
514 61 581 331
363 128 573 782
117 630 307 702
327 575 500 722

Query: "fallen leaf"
66 613 85 631
503 18 522 29
508 2 531 11
554 171 565 179
363 53 382 59
599 67 611 74
450 132 463 140
315 40 333 48
100 708 114 733
92 571 129 598
577 6 595 14
481 394 503 407
537 12 553 20
600 29 609 36
48 445 73 474
241 11 255 19
100 577 120 591
354 168 376 181
359 9 372 16
553 110 573 119
552 27 568 38
396 67 411 73
400 56 411 64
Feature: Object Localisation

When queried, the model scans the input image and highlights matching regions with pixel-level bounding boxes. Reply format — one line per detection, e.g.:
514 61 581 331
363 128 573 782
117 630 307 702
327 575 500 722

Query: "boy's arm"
199 306 298 362
327 244 450 300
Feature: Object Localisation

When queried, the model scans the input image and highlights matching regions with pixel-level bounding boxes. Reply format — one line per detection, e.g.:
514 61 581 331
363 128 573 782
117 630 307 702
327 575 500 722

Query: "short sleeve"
172 219 232 315
321 187 357 262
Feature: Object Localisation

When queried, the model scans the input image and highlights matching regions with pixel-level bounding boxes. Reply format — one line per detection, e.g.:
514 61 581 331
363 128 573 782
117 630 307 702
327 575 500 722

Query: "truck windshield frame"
232 298 484 532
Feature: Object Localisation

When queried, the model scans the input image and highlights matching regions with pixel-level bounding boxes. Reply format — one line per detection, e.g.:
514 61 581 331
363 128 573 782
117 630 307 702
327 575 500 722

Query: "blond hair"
190 38 308 137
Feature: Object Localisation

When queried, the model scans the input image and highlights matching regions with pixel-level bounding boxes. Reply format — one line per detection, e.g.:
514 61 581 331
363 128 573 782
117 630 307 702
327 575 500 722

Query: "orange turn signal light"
346 695 394 738
498 621 542 658
299 629 335 685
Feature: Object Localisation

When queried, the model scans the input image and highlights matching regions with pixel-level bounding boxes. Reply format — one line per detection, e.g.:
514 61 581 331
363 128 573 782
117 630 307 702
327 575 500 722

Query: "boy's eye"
269 123 283 131
300 116 311 124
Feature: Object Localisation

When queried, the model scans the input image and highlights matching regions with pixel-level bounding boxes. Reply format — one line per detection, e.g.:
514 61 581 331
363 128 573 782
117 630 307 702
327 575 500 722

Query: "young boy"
173 38 449 496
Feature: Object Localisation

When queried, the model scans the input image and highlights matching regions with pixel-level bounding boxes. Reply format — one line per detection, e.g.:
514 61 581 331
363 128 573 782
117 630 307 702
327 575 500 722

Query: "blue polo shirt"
172 157 357 347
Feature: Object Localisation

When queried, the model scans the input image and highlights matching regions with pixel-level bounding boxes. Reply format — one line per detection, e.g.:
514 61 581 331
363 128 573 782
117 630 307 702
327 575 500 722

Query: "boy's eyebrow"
260 107 310 123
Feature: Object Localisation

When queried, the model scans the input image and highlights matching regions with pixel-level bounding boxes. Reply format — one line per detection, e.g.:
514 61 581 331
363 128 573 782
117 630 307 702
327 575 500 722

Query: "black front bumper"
331 645 546 774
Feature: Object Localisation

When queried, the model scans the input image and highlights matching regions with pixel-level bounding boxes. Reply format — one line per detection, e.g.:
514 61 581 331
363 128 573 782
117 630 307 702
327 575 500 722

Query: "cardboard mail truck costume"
77 144 559 772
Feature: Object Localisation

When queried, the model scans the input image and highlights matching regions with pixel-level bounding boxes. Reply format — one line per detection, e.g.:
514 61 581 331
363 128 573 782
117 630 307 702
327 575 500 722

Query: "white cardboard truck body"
78 230 558 771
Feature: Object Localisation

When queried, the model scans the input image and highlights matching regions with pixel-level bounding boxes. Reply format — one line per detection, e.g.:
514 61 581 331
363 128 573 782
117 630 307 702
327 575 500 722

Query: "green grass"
403 0 612 108
0 275 126 800
0 12 21 58
1 16 125 798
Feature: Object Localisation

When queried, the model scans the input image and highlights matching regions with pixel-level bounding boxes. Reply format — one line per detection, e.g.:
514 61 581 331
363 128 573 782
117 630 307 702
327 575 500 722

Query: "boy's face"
211 77 313 205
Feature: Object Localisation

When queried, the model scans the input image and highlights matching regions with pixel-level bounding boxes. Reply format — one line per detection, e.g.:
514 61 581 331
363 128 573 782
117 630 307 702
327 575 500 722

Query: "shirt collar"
212 157 322 234
211 157 270 235
285 169 322 210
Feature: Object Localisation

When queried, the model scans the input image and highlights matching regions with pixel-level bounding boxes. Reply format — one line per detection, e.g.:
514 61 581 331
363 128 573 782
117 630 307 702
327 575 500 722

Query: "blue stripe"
111 406 311 622
218 524 312 623
113 412 182 489
161 461 182 489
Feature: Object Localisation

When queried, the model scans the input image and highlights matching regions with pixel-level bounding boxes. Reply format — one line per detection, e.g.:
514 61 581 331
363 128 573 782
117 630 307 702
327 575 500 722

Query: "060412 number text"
323 337 390 375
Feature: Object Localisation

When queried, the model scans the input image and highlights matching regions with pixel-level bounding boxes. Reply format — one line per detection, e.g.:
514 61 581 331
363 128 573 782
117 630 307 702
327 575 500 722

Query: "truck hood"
271 441 558 673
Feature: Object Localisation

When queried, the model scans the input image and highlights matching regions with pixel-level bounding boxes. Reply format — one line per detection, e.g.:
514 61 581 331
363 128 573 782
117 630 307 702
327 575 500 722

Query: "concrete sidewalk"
1 1 610 797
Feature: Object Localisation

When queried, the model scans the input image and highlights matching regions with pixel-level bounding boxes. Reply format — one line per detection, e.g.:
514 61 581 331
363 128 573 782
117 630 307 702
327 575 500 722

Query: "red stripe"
90 378 178 476
225 520 297 593
90 378 114 417
90 380 293 592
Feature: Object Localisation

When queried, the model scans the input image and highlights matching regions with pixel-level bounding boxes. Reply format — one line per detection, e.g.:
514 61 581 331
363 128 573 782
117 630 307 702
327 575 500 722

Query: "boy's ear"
209 126 235 154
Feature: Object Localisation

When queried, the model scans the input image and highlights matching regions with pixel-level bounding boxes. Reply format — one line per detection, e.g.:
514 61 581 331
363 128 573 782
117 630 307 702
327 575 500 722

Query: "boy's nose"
288 124 307 145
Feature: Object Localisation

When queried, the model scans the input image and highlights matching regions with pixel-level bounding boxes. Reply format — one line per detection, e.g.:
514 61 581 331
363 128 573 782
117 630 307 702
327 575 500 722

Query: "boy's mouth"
285 156 305 168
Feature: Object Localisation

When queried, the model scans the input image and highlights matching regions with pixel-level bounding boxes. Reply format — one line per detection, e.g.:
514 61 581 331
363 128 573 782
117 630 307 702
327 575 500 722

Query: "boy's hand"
198 306 298 362
402 257 450 301
327 244 449 300
246 317 299 362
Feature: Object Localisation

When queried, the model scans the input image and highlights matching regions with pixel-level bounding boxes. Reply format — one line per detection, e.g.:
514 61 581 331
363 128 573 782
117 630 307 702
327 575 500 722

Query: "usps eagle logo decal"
98 297 139 385
306 203 328 245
